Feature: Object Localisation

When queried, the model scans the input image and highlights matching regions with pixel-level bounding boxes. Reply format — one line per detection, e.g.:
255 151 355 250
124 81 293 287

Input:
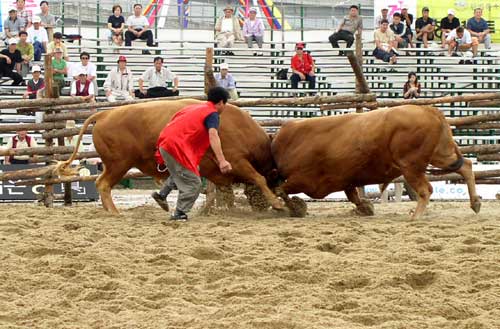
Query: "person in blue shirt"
466 8 491 50
215 62 238 100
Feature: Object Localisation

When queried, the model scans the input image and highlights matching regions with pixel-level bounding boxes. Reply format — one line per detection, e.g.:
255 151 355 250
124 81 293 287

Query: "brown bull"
271 105 481 219
58 99 282 214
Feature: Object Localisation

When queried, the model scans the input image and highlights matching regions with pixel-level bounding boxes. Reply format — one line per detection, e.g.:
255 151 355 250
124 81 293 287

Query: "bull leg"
456 158 481 213
200 180 216 215
403 172 432 219
216 185 235 208
95 164 129 215
345 187 374 216
275 186 307 217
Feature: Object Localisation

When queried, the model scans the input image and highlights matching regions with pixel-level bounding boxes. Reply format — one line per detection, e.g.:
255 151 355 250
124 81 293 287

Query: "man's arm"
208 128 231 173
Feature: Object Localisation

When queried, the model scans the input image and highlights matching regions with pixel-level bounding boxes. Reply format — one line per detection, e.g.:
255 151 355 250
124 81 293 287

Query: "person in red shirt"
152 86 232 221
290 42 316 90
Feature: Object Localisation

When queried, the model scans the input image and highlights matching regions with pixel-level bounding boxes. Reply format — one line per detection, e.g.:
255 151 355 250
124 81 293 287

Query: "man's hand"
5 57 11 65
298 72 306 80
106 90 111 97
219 160 232 174
140 88 147 95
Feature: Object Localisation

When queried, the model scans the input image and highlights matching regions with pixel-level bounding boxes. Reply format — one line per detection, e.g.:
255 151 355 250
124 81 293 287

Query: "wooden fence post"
42 54 56 207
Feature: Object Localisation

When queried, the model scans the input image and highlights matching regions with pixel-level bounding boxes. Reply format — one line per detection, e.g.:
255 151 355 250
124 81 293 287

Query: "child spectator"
403 72 421 99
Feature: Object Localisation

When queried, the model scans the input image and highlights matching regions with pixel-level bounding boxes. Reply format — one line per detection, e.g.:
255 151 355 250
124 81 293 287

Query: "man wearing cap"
466 8 491 50
4 128 38 165
329 5 363 55
103 56 135 102
23 65 45 99
16 0 32 29
52 47 67 96
137 56 179 98
290 42 316 90
415 7 436 48
47 32 69 60
71 70 95 102
17 31 34 77
0 38 24 86
375 7 392 28
242 7 265 56
401 5 414 47
27 16 48 61
3 9 24 43
215 62 238 100
39 1 55 42
440 10 460 48
215 5 243 55
125 3 154 54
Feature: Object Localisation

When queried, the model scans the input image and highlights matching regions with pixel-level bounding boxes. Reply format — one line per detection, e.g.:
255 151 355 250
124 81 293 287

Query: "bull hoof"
471 198 481 214
288 196 307 218
355 199 374 216
272 198 285 210
244 184 271 212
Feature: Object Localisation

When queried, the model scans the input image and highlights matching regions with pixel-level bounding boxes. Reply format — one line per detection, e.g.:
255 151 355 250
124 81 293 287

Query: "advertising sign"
374 0 418 28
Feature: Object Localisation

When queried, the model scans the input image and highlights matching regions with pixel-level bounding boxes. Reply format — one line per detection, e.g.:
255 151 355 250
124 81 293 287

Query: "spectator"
16 0 32 29
375 7 392 28
103 55 134 102
390 13 409 48
440 9 460 48
242 7 264 56
17 31 34 77
415 7 435 48
137 57 179 98
215 5 243 55
290 42 315 90
403 72 421 99
125 3 154 54
0 38 24 86
47 32 68 60
329 5 363 55
466 8 491 51
71 69 95 103
23 65 45 99
4 128 38 165
39 1 55 42
401 5 414 47
3 9 24 43
52 47 67 96
72 52 97 96
215 62 238 100
108 4 125 47
373 20 398 64
27 16 48 61
446 27 478 57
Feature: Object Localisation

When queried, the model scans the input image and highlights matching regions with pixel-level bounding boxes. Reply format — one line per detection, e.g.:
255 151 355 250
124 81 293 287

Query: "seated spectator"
446 27 478 57
290 42 315 90
103 55 134 102
373 20 398 64
137 57 179 98
466 8 491 51
401 5 414 47
23 65 44 99
4 128 38 165
52 47 67 96
375 7 392 28
403 72 421 99
215 62 238 100
390 13 409 48
415 7 435 48
125 3 154 54
17 31 34 77
242 7 264 56
72 52 98 96
215 5 243 55
16 0 32 29
71 69 95 103
108 5 125 47
27 16 48 61
39 1 55 42
329 5 362 55
2 9 24 44
440 9 460 48
0 38 24 86
47 32 69 60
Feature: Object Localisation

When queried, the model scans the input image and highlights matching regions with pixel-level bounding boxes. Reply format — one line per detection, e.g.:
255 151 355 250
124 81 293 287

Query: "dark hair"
456 26 464 33
19 31 28 36
40 1 48 6
53 32 62 38
207 86 229 105
133 3 142 9
380 19 389 25
112 4 122 13
153 57 163 63
393 12 401 18
80 51 90 59
408 72 417 81
349 5 358 10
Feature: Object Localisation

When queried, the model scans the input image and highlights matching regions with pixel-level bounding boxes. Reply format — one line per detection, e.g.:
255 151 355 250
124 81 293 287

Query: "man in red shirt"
152 87 232 221
290 42 316 90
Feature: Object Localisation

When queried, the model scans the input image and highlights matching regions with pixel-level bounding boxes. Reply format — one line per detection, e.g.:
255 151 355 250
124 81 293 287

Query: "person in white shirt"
27 16 48 61
125 3 154 54
103 55 135 102
71 69 95 103
446 26 477 57
215 5 243 55
375 7 392 27
72 52 98 96
242 7 265 55
4 128 38 164
136 57 179 98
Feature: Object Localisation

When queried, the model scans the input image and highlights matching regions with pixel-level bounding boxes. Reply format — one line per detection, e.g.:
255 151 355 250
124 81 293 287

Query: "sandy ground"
1 196 499 329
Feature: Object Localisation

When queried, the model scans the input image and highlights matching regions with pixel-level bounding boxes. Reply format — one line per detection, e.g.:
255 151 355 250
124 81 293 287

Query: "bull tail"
426 123 465 176
53 111 105 177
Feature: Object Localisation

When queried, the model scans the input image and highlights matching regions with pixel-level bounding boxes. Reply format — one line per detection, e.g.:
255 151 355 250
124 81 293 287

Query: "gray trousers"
159 148 201 213
245 35 263 48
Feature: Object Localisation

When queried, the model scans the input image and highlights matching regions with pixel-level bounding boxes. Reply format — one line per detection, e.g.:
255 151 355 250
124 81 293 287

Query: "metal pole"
61 0 65 35
280 1 285 48
300 4 304 42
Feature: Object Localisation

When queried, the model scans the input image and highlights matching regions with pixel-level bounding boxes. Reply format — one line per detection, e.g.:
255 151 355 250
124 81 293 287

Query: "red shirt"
156 102 218 176
291 53 314 75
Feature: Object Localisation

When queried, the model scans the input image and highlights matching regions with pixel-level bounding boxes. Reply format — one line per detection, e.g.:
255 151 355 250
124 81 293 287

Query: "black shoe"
152 192 169 212
339 51 346 56
142 50 151 55
170 209 188 221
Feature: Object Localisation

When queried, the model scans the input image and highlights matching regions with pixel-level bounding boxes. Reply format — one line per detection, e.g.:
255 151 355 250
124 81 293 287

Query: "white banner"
1 0 40 33
374 0 417 28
